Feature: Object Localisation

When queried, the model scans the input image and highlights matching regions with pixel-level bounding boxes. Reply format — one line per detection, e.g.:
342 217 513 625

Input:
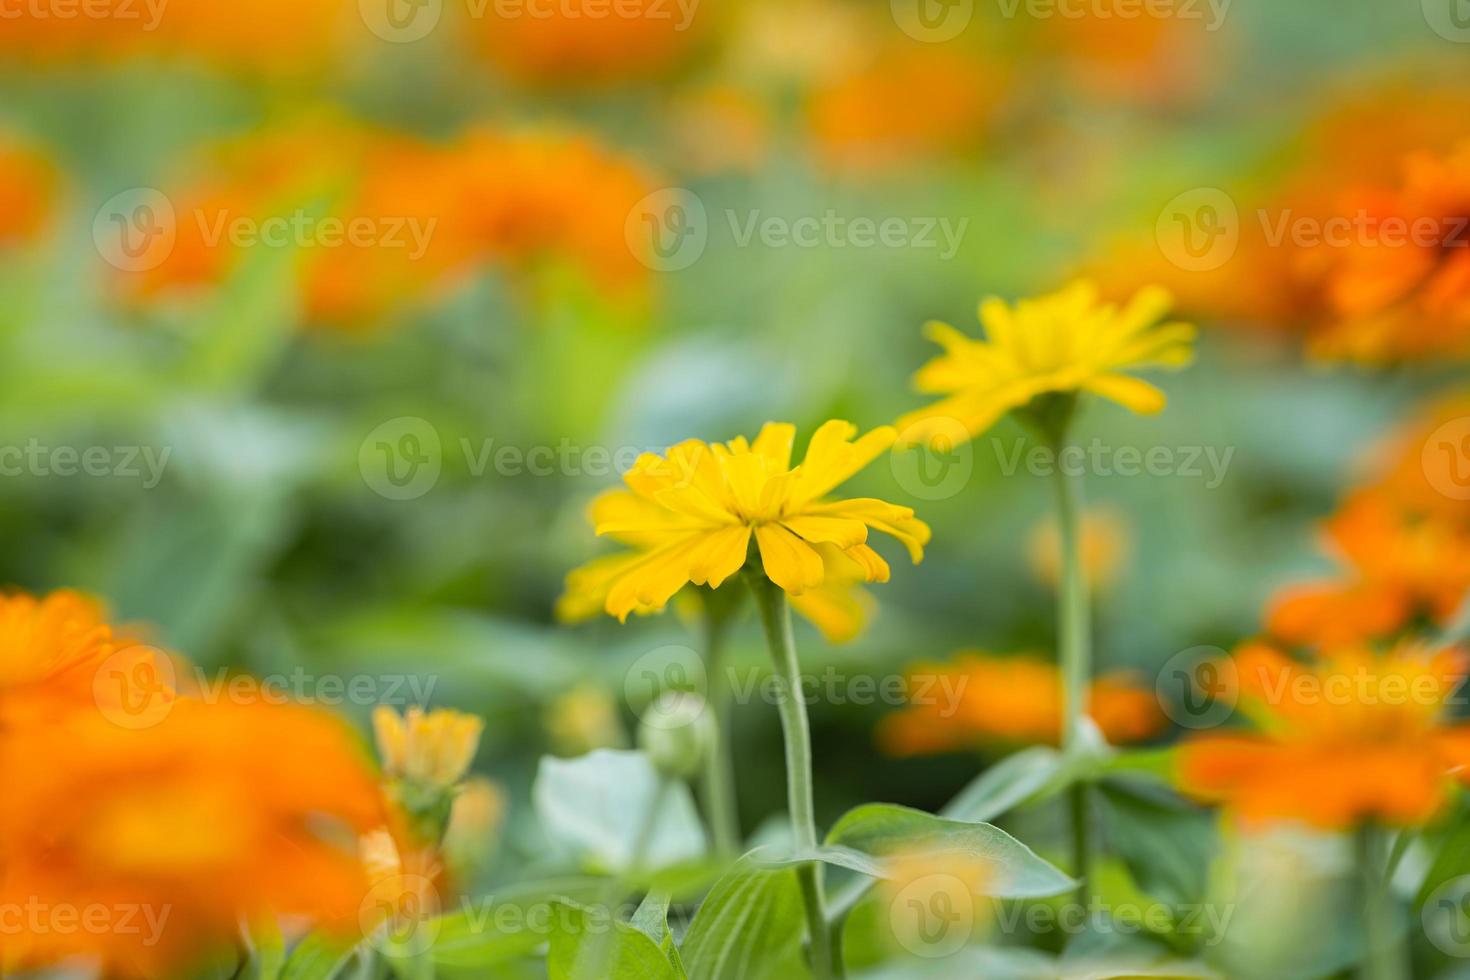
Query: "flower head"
0 700 385 976
0 589 176 730
1178 642 1470 829
897 281 1195 447
373 706 483 791
563 420 929 621
877 652 1163 754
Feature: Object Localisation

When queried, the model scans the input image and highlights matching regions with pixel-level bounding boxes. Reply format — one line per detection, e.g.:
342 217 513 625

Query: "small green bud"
638 691 714 779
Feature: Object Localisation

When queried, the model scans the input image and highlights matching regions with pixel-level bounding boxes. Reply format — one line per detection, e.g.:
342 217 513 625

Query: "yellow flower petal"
755 524 825 596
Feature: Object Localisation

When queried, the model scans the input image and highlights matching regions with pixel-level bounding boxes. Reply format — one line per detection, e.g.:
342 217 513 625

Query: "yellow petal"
751 422 797 470
1080 373 1168 415
779 515 869 549
687 525 752 589
754 524 825 596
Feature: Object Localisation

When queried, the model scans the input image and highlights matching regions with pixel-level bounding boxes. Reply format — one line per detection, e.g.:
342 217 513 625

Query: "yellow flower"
372 706 483 790
897 281 1196 447
564 421 930 622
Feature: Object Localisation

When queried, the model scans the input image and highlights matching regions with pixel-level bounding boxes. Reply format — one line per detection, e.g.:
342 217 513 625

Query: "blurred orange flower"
1265 395 1470 648
877 652 1163 754
469 0 708 85
808 44 1006 173
0 589 176 731
0 137 58 248
121 119 657 331
1178 642 1470 829
0 699 385 977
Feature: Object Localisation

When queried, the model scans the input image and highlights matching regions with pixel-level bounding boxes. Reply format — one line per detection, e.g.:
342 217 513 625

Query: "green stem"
1052 445 1093 895
1359 825 1408 980
749 575 837 980
700 608 741 855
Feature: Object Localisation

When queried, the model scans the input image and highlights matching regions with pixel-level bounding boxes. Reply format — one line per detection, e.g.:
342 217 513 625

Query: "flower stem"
749 575 837 980
700 606 741 855
1051 446 1093 896
1359 824 1408 980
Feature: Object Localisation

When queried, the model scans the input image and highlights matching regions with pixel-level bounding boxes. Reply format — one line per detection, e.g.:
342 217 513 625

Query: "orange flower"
1178 643 1470 829
468 0 706 86
1265 488 1470 648
1308 143 1470 361
0 589 176 731
0 699 385 977
125 120 656 330
877 652 1163 755
0 137 57 248
1029 4 1228 109
808 44 1005 173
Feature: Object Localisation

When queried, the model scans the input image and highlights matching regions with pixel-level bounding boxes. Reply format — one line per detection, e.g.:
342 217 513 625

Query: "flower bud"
637 691 714 779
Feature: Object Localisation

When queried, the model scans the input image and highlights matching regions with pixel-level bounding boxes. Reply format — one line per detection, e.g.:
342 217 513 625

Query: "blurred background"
0 0 1466 922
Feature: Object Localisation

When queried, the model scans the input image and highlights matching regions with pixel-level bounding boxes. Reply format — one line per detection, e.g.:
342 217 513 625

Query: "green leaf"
547 900 681 980
630 890 688 977
427 877 607 970
1097 779 1218 908
534 750 707 872
1416 801 1470 908
680 860 809 980
826 804 1077 899
280 932 358 980
942 746 1067 822
244 919 286 980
